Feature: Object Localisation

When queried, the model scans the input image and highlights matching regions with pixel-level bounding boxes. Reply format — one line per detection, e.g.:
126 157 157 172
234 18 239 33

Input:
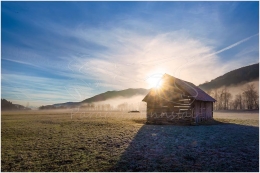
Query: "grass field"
1 110 259 171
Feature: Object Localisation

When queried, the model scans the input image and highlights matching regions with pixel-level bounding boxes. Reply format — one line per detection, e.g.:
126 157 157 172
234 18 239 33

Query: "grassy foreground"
1 110 259 171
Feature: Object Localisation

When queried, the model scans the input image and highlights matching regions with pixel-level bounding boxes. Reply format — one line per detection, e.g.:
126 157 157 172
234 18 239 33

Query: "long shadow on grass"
110 119 259 172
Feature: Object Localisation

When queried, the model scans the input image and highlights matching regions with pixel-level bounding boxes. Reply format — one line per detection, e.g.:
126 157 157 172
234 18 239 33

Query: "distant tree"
216 87 232 110
117 102 128 111
213 89 219 110
242 84 259 109
39 105 46 110
225 91 232 110
233 94 243 110
206 89 219 110
217 88 224 110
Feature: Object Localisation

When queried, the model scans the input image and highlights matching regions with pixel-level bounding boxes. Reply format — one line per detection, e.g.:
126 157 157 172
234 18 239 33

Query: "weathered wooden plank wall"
146 99 214 124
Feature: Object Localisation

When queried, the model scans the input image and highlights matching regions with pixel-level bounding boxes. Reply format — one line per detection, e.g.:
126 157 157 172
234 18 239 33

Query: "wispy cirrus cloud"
1 74 96 106
64 26 258 87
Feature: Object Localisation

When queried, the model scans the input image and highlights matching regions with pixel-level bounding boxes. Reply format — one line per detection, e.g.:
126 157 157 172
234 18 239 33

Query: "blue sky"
1 2 259 107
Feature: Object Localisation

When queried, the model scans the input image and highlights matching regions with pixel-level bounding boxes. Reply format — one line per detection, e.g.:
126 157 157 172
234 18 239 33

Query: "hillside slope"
1 99 31 111
199 63 259 91
49 88 149 108
81 88 149 103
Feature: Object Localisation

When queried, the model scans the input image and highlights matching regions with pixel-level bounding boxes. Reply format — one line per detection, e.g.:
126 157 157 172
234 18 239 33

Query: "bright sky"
1 2 259 107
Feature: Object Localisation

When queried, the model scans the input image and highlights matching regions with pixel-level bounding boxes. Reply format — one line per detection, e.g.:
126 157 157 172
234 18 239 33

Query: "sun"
146 74 163 89
155 80 163 88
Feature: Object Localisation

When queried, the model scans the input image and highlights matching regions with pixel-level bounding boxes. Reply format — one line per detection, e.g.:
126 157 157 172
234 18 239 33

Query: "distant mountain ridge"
82 88 148 103
48 88 149 108
40 63 259 109
199 63 259 91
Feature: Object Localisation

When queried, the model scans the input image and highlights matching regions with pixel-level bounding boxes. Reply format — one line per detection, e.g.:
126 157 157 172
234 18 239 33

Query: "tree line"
206 84 259 110
1 99 31 111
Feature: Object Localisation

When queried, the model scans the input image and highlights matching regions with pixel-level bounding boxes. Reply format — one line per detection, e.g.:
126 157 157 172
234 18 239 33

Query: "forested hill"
44 88 149 109
1 99 31 111
81 88 149 103
199 63 259 91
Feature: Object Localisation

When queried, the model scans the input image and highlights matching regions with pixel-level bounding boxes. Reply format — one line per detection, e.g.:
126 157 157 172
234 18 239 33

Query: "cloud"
208 33 259 57
1 74 95 106
66 26 258 88
2 58 42 69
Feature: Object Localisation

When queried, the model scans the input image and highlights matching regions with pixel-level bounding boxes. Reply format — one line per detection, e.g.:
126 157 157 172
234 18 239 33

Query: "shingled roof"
143 74 216 102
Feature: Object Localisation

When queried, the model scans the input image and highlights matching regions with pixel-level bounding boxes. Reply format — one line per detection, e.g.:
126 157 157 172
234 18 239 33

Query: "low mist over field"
206 79 259 100
225 80 259 96
81 95 147 111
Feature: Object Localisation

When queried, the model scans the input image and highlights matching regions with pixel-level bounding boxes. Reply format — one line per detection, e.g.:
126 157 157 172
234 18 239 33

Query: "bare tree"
206 83 258 111
214 89 219 110
210 89 219 110
242 84 259 109
225 92 232 110
216 87 232 110
117 102 128 111
233 94 243 110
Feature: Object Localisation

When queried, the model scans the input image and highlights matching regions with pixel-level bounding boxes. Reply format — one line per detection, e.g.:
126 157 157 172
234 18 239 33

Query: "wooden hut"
142 74 216 124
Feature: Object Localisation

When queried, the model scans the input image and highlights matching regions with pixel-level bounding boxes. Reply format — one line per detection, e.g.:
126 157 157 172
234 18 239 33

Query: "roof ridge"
143 73 216 102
